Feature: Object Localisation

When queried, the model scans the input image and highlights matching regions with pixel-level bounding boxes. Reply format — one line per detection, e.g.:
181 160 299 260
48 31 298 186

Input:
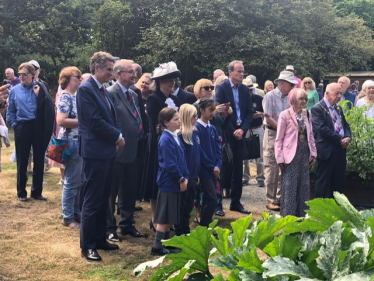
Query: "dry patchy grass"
0 131 261 281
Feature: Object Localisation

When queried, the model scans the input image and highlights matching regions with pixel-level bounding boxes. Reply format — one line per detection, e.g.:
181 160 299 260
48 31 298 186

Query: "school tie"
100 87 110 108
126 91 144 138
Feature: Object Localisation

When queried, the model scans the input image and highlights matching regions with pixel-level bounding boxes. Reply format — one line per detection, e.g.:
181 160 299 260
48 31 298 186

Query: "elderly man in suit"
311 82 351 198
215 60 253 214
106 60 147 241
338 76 357 109
78 52 125 262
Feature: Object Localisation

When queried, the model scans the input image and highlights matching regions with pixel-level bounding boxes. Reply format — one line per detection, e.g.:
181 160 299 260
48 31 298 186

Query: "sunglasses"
201 86 214 91
18 72 29 77
304 81 311 84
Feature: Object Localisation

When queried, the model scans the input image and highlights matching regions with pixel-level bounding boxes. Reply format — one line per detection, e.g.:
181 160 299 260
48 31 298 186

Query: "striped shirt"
262 87 290 125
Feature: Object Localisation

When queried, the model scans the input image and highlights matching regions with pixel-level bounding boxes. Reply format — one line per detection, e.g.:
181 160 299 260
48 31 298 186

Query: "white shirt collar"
164 129 178 138
197 119 210 127
92 76 103 90
117 82 129 94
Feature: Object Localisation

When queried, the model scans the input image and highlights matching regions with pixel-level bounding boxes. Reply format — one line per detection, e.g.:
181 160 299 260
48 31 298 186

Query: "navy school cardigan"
157 131 190 192
178 130 201 180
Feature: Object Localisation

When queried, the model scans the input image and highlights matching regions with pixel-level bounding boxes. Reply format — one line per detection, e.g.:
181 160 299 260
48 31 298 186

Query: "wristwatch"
178 177 186 184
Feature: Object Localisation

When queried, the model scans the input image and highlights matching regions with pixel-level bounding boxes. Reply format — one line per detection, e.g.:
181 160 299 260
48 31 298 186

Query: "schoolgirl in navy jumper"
152 107 189 256
195 98 222 226
175 104 201 236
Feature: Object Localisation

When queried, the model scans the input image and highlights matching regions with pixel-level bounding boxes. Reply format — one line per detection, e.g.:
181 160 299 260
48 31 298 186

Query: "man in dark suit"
215 60 253 214
173 78 197 104
338 76 357 109
106 60 147 241
77 52 125 262
311 82 352 198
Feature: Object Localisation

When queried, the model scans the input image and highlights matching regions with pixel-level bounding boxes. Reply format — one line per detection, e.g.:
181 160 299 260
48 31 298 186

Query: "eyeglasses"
71 75 81 79
18 72 29 77
201 86 214 91
304 81 311 84
120 70 138 75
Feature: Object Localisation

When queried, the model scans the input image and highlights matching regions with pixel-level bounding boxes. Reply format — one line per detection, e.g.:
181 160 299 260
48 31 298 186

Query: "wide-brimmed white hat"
274 71 298 85
151 61 181 80
242 78 258 89
29 60 40 69
285 65 294 71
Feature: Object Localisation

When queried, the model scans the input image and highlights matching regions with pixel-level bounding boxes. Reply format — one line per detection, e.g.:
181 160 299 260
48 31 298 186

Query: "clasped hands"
233 129 244 140
213 166 220 180
116 137 125 151
340 137 351 148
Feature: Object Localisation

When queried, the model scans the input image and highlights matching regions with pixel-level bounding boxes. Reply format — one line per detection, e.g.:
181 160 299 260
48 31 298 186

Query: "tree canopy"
1 0 374 90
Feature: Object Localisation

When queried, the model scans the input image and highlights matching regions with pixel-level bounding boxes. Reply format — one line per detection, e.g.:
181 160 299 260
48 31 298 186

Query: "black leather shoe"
151 246 170 256
106 232 121 242
81 249 102 261
17 197 28 201
121 228 148 238
31 195 47 201
242 180 249 186
134 206 143 211
96 241 119 250
230 204 251 214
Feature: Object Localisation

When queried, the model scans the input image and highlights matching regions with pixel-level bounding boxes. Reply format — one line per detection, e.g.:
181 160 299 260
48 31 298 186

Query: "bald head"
5 68 16 81
338 76 350 92
325 82 343 105
213 69 225 82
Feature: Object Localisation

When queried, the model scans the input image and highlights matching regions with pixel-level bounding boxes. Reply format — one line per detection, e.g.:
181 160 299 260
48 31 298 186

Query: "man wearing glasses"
215 60 253 214
262 71 298 211
106 59 147 242
6 62 54 201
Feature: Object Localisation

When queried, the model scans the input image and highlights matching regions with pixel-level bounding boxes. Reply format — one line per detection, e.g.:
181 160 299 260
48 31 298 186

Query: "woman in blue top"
175 104 201 236
152 107 189 256
195 98 222 227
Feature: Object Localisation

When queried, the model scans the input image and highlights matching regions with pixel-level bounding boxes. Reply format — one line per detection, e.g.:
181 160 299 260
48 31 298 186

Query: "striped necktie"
126 91 144 138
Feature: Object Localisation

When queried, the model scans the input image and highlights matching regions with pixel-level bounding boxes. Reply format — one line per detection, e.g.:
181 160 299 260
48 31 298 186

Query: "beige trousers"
263 127 281 203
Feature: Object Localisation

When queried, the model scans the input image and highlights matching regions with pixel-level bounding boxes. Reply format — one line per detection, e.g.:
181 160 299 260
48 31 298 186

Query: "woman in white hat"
141 62 181 231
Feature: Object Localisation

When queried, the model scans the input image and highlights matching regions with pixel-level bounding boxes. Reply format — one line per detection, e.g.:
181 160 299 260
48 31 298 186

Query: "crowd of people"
0 51 372 261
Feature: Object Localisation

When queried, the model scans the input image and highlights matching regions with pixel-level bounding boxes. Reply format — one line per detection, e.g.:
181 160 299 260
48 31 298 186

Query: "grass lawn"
0 130 259 281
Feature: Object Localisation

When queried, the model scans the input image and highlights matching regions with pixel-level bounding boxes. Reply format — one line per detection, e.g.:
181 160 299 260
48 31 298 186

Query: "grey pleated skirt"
154 191 181 225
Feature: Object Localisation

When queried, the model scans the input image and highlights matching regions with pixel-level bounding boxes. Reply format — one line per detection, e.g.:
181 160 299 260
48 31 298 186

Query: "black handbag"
243 130 260 160
222 131 233 165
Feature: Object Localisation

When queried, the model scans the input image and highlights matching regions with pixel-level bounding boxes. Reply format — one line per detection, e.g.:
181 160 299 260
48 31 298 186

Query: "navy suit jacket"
311 100 351 160
77 76 121 160
215 79 253 135
176 88 197 105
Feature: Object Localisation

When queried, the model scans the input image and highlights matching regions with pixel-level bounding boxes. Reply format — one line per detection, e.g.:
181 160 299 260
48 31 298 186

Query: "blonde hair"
301 77 316 90
264 80 274 93
135 73 155 92
179 104 197 145
193 79 214 99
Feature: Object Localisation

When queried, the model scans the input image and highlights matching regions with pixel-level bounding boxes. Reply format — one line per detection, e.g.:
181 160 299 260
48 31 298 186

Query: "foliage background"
1 0 374 91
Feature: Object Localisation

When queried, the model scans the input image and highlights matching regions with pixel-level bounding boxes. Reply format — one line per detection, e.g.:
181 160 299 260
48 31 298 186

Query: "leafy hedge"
134 192 374 280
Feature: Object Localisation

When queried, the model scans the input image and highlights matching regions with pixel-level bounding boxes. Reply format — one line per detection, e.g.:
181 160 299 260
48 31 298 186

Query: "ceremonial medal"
299 134 305 142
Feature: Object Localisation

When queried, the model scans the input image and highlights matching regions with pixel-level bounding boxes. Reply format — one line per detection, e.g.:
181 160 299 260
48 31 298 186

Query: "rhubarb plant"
134 192 374 280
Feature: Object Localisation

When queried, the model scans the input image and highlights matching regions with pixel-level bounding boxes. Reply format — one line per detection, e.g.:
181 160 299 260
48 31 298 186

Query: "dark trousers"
14 120 45 198
200 179 217 227
315 145 346 198
175 178 197 235
221 134 244 206
136 138 147 201
107 159 139 234
80 158 114 250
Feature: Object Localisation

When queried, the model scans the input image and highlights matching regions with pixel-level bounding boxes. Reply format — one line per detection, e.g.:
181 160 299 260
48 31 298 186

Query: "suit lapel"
115 84 136 119
319 100 334 128
225 81 235 108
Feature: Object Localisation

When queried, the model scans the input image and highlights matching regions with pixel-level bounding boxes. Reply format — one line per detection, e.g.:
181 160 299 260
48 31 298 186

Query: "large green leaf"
231 215 252 248
360 209 374 221
237 268 265 281
212 227 231 256
333 267 374 281
210 254 239 271
151 225 214 280
169 260 195 281
235 247 265 273
316 221 344 280
263 233 303 261
133 255 165 277
299 232 324 279
262 256 314 279
333 192 365 231
247 215 299 249
366 217 374 256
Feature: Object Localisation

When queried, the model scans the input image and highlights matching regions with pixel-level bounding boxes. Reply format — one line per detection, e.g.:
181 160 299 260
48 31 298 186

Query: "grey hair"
113 59 134 79
362 80 374 92
5 68 14 74
89 52 115 74
246 75 256 83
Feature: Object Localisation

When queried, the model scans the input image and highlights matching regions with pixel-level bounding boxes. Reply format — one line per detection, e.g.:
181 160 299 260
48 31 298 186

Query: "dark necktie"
100 87 110 108
126 91 144 138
